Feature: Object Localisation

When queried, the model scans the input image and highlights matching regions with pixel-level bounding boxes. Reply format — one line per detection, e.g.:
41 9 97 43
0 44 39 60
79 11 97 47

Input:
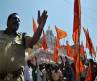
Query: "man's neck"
4 28 17 35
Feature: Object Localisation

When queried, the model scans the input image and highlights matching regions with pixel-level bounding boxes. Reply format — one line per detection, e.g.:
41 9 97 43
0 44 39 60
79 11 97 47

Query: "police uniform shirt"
0 30 30 72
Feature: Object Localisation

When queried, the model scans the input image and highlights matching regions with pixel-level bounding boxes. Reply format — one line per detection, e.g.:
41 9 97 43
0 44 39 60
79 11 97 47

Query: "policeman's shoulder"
0 30 5 34
0 30 4 32
17 32 31 38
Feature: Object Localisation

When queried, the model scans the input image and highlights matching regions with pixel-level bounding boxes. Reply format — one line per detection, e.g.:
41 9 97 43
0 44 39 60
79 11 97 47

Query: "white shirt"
24 65 33 81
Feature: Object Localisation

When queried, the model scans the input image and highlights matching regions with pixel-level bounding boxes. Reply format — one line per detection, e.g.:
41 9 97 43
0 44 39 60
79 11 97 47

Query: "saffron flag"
83 27 96 56
85 63 92 81
80 59 85 72
42 30 47 50
80 41 85 56
66 41 73 58
72 0 81 44
75 55 79 81
53 46 58 63
55 26 67 40
75 53 85 81
53 36 59 63
55 36 61 48
33 18 37 33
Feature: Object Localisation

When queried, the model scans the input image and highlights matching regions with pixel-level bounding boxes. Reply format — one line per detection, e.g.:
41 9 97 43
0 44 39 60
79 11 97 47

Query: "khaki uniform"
0 30 30 81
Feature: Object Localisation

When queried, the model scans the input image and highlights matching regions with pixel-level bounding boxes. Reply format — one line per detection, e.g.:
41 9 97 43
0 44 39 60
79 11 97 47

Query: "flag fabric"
53 36 59 63
72 0 81 44
53 46 58 63
55 36 61 48
74 53 85 81
55 26 67 40
80 59 85 72
73 0 81 78
42 30 47 50
83 27 96 56
80 41 85 56
85 63 93 81
33 18 37 33
75 55 79 81
66 41 73 58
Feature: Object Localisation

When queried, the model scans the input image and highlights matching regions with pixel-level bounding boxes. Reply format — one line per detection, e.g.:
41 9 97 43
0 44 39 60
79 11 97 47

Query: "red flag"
66 41 73 58
55 26 67 40
86 63 92 81
72 0 81 44
33 18 37 33
42 30 47 50
83 27 96 56
80 41 85 56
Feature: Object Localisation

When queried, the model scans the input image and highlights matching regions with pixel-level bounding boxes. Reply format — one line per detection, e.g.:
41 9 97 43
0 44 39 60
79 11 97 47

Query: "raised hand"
28 10 48 48
37 10 48 28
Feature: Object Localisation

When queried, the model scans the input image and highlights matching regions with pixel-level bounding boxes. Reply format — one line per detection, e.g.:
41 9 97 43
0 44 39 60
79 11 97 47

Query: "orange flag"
53 46 58 63
75 53 85 81
83 27 96 56
55 36 61 48
80 41 85 56
66 41 73 58
72 0 81 44
73 0 81 79
80 59 85 72
42 30 47 50
75 54 79 81
55 26 67 40
33 18 37 33
85 63 92 81
53 36 59 63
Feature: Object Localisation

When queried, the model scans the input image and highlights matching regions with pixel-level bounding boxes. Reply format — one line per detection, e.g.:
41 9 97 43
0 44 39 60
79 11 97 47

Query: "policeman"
0 10 48 81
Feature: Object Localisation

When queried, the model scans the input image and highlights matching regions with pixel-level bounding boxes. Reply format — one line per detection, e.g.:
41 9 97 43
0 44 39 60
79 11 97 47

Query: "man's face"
8 14 20 32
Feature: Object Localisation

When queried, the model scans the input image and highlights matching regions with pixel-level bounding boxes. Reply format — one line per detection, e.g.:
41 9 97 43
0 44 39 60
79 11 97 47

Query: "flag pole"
78 5 81 81
78 21 81 81
74 0 81 80
77 0 81 80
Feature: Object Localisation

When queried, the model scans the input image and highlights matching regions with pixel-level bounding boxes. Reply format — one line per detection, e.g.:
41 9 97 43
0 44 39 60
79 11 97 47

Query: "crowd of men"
24 56 97 81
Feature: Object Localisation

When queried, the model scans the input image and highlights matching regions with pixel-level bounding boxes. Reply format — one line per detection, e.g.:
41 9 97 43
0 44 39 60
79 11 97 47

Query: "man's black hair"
7 13 19 26
8 13 18 20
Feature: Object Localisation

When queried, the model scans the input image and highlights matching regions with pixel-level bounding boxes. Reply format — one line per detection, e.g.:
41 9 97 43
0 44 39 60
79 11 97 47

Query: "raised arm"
28 10 48 48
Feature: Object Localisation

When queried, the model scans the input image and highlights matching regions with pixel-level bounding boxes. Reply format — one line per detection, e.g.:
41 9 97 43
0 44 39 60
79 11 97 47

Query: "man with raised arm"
0 10 48 81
